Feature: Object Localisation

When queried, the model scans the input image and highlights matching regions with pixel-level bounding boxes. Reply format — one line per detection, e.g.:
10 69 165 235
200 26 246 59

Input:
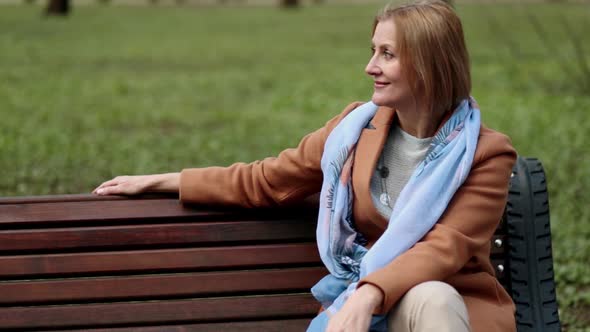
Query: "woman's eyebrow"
371 42 395 49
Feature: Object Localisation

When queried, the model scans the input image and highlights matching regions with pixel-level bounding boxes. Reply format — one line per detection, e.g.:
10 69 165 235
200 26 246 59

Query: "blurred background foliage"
0 1 588 330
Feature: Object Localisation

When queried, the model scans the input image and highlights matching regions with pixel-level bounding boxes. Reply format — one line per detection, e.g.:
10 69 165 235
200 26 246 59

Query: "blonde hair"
373 0 471 115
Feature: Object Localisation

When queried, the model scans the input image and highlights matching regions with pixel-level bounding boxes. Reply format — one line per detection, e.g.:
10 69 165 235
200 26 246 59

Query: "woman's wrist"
355 283 384 311
151 173 180 192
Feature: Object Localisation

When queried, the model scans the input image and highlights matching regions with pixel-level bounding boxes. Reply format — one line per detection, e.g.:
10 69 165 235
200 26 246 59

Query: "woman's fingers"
93 177 131 195
94 178 120 190
93 176 151 196
95 186 116 195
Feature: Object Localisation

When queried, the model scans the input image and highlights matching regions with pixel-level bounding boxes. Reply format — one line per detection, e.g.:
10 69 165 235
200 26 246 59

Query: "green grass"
1 2 589 330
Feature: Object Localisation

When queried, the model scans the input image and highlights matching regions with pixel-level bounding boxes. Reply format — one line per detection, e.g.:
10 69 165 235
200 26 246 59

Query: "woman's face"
365 19 415 110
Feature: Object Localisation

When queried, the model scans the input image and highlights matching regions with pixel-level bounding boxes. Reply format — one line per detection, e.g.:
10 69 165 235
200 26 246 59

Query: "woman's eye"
370 47 394 59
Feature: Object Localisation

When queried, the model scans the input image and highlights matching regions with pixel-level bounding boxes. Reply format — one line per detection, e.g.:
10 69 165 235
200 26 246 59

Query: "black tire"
506 157 561 332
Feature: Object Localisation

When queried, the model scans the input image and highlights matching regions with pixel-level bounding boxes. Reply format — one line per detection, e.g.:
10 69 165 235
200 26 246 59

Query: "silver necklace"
377 149 391 207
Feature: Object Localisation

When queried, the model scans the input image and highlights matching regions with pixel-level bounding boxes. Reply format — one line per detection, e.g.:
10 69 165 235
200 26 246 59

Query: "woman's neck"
395 103 444 139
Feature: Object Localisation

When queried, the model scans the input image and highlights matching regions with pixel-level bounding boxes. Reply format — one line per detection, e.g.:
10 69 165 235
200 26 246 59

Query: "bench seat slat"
0 267 327 304
0 294 318 330
0 219 315 252
50 319 312 332
0 243 321 278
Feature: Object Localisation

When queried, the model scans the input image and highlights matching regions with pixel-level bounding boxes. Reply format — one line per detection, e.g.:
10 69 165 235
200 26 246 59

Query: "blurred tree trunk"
280 0 298 8
46 0 70 15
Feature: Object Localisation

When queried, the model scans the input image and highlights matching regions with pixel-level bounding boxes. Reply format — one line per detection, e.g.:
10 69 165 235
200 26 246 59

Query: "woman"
94 1 517 331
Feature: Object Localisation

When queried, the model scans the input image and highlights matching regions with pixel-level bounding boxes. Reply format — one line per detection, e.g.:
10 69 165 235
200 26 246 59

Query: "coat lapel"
352 106 396 244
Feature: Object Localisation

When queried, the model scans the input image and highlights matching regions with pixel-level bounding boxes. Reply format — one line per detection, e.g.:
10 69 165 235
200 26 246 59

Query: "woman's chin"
370 95 382 105
370 95 390 107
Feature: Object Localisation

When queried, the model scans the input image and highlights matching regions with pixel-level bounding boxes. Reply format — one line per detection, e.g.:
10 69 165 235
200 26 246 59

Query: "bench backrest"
0 193 508 331
0 156 560 331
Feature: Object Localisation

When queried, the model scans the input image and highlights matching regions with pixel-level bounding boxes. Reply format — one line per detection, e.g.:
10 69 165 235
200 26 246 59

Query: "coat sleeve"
179 102 363 207
357 130 518 314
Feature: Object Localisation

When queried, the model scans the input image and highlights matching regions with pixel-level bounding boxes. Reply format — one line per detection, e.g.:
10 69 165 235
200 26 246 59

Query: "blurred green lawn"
0 2 588 330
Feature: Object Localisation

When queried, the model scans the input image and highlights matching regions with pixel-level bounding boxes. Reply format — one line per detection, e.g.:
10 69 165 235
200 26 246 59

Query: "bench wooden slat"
0 293 318 329
0 199 194 224
0 243 321 278
0 219 315 252
0 267 327 304
53 319 312 332
0 194 171 205
0 198 315 226
0 223 505 255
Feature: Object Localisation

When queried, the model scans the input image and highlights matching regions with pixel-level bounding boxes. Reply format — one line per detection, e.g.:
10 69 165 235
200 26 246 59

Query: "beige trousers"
387 281 471 332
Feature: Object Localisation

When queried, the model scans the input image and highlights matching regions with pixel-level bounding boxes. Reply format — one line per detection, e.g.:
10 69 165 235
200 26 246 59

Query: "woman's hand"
93 173 180 196
326 284 384 332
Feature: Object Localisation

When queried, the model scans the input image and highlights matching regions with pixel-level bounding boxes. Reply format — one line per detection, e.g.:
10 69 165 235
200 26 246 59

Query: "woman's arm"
93 173 180 195
93 102 363 203
178 102 363 207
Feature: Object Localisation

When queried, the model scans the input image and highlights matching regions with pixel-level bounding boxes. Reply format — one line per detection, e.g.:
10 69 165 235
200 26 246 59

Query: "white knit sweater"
370 124 433 219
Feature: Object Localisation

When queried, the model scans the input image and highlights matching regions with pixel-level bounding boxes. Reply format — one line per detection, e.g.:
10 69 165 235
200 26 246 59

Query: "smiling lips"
374 81 390 88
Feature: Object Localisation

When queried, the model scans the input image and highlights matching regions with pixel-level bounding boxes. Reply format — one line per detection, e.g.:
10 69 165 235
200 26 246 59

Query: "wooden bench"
0 157 560 331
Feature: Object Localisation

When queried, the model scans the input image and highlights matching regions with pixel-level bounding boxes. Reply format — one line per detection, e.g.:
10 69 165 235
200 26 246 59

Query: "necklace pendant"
380 193 391 206
379 166 389 178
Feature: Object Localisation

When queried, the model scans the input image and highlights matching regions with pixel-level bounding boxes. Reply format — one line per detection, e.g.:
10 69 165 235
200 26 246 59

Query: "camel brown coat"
179 102 518 332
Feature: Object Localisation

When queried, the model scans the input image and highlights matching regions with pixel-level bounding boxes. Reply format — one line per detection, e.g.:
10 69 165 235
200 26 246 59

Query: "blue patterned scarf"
307 98 481 331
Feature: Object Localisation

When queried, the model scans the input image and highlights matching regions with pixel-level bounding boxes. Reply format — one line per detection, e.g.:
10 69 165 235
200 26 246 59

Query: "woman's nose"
365 57 380 76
